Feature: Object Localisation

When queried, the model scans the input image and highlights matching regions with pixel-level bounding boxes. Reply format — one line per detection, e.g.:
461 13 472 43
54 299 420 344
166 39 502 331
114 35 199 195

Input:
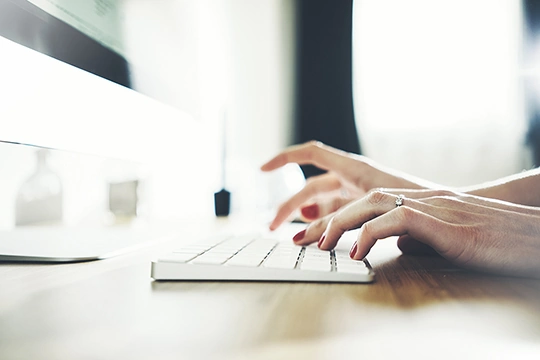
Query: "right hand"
260 141 434 230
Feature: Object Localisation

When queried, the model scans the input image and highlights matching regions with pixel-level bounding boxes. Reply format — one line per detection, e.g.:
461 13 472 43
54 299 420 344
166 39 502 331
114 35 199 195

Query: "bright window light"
353 0 526 185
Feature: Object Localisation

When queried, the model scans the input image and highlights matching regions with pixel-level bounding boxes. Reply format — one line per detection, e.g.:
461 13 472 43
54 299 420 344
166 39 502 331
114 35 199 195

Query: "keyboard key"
172 249 204 255
300 261 331 272
158 253 197 263
337 256 366 266
263 262 294 270
181 245 213 252
300 249 332 271
190 254 231 265
337 266 369 275
263 244 301 269
225 256 265 267
336 256 369 274
263 255 298 269
205 248 238 255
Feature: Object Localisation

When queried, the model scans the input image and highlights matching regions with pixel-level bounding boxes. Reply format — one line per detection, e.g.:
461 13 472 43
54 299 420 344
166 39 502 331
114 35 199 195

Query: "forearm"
460 168 540 207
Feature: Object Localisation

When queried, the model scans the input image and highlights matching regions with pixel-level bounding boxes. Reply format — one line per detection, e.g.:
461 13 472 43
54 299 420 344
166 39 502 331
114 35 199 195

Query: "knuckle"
366 190 388 206
361 222 374 238
330 209 355 233
307 140 323 148
329 215 346 233
395 206 415 223
305 141 325 161
308 217 329 233
438 189 458 197
430 189 458 200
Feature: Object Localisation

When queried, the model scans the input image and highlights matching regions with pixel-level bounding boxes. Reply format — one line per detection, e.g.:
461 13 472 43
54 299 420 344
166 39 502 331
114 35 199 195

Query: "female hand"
261 141 437 230
296 188 540 278
262 141 540 277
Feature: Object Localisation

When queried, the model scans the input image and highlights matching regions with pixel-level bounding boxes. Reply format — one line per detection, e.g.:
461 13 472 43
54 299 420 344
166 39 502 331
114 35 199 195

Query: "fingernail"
301 204 319 219
318 235 326 248
293 229 306 242
349 243 358 258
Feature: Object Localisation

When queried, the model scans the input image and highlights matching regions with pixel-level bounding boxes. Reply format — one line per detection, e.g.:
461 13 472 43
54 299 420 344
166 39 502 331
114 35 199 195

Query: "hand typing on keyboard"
261 141 540 278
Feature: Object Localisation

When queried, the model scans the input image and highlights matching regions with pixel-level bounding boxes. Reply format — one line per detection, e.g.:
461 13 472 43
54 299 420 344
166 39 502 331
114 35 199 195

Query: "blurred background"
2 0 540 224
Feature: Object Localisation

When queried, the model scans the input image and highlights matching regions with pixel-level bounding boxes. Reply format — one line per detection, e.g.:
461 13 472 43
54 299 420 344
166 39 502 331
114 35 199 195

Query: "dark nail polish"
349 243 358 258
301 204 319 219
293 229 306 242
318 235 326 248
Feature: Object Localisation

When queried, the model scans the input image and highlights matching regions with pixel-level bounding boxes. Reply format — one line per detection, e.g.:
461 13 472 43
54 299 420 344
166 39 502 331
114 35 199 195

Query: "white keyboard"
151 232 374 283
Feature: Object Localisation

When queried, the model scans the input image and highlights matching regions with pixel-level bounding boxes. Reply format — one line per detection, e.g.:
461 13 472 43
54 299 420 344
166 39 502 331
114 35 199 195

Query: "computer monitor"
0 0 214 261
0 0 204 114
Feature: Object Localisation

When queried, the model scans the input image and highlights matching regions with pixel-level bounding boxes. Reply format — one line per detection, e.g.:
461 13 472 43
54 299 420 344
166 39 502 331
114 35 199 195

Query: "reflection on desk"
0 226 539 359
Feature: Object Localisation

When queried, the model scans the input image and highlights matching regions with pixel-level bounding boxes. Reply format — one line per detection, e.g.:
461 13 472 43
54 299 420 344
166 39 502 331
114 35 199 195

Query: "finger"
351 206 453 260
375 188 458 199
261 141 355 175
396 235 439 256
300 196 353 221
424 193 540 216
320 191 464 251
319 191 405 250
292 213 335 246
269 173 341 230
379 188 540 216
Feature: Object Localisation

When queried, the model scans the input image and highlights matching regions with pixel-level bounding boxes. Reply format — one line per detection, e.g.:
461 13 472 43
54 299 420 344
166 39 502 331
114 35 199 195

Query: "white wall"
120 0 296 161
121 0 296 212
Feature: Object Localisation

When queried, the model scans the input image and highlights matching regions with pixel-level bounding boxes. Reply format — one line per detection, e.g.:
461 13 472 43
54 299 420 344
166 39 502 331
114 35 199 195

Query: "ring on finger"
395 194 405 207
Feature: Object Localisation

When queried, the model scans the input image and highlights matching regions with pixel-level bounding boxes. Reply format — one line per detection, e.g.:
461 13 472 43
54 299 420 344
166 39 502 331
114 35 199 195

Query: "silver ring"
395 194 405 207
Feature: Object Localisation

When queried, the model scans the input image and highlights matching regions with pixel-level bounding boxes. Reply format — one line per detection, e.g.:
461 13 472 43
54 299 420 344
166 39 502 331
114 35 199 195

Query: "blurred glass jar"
15 149 63 226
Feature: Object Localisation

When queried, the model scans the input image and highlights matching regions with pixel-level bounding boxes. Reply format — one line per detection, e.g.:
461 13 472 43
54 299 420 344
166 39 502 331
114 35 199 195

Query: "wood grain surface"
1 224 539 360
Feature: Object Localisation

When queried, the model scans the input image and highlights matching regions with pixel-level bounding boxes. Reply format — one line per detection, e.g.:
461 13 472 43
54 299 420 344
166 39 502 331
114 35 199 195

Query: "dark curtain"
293 0 360 178
0 0 130 88
523 0 540 166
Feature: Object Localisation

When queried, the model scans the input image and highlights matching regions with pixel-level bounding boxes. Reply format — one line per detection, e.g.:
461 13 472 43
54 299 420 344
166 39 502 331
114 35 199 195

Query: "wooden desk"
1 226 540 359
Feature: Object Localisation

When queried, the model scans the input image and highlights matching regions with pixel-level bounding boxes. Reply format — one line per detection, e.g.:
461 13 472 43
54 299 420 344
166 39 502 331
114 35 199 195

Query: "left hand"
293 188 540 278
260 141 431 230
